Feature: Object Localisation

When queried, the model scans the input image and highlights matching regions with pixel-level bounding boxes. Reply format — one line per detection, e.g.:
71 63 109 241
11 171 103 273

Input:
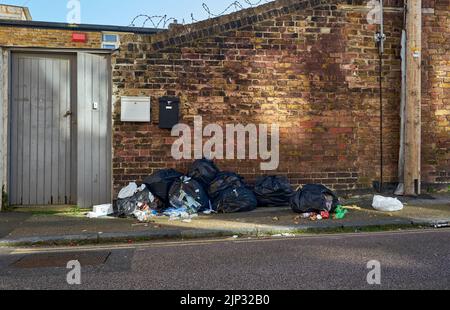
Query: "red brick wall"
0 0 447 195
422 0 450 184
112 0 411 193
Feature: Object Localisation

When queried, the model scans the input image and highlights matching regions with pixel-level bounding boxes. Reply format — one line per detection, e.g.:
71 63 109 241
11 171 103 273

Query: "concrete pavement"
0 229 449 290
0 193 449 247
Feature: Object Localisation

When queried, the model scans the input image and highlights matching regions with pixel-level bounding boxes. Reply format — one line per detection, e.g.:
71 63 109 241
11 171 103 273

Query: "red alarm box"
72 33 87 43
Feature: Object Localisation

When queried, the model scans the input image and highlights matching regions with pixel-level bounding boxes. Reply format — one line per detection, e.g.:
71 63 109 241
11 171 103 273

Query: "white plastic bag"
118 182 138 199
372 195 404 212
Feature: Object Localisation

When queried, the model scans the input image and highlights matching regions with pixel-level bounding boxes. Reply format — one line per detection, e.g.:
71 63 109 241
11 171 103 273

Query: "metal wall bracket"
375 32 386 54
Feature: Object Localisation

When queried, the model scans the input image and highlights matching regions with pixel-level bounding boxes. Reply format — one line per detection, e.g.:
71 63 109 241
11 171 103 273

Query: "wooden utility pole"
404 0 422 196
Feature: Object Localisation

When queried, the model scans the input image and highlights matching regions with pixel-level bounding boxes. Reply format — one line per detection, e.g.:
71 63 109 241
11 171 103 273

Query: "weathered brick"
0 0 448 195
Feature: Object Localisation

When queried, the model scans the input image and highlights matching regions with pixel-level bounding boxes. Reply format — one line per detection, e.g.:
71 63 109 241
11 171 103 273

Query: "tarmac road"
0 229 449 290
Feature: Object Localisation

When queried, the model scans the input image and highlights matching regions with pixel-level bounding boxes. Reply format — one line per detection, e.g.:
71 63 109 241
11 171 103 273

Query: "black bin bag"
143 169 183 203
254 176 294 207
208 172 246 200
168 177 210 213
290 184 340 214
213 187 257 214
188 159 220 188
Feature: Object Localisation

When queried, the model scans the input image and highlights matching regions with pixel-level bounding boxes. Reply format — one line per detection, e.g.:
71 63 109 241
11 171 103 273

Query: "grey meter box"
159 97 180 129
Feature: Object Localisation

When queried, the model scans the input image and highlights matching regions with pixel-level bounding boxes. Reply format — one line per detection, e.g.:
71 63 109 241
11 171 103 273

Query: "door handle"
63 111 73 118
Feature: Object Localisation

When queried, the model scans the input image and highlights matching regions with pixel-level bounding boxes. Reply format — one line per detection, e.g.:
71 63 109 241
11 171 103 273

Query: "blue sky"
2 0 272 27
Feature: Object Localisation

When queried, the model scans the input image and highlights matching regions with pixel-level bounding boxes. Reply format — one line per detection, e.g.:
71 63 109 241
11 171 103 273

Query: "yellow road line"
10 228 450 255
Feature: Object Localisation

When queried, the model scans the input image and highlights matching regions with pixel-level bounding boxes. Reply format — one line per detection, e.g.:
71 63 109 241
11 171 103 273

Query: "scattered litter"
86 212 99 219
291 205 348 221
133 204 158 223
394 183 404 196
343 205 362 211
333 205 349 220
132 223 150 227
272 217 280 222
87 204 114 218
232 235 239 239
166 209 191 220
433 222 450 229
372 195 404 212
164 207 199 221
273 233 296 237
202 209 216 215
182 219 192 223
300 213 313 219
94 204 114 216
320 211 330 220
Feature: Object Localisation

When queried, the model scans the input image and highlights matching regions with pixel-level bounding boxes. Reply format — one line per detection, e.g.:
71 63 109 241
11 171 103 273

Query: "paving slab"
0 193 449 246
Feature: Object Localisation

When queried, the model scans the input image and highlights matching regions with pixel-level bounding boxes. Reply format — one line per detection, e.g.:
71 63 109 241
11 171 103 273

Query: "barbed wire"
129 0 274 28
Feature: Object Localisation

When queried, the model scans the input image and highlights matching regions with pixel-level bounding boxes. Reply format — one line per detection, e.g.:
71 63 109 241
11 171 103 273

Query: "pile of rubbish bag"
104 159 351 223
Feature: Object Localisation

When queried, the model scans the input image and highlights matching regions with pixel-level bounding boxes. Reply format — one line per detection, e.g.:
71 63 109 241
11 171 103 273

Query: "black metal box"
159 97 180 129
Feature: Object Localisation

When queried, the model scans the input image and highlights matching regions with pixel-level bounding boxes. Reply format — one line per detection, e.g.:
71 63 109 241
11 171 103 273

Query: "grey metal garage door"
9 53 75 205
9 52 112 208
76 52 112 208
